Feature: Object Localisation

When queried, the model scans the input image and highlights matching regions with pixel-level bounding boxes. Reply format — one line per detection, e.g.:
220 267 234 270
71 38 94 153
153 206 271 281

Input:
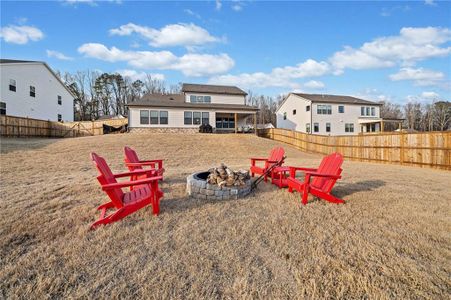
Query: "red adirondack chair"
124 146 164 183
90 152 163 229
287 152 344 205
250 147 285 182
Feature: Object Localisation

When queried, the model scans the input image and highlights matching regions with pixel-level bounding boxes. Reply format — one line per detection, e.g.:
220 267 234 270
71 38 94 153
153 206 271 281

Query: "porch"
215 112 257 133
358 118 404 133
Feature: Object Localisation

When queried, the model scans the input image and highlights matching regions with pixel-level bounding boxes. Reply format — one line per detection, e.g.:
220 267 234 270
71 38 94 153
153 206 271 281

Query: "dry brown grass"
0 133 450 299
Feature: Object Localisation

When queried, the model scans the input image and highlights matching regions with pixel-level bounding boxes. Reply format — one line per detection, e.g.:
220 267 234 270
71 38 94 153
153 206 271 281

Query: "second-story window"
293 109 296 115
9 79 16 92
371 107 375 116
30 86 36 97
338 105 344 113
283 112 287 120
317 105 331 114
306 105 310 112
58 95 62 105
190 95 211 103
361 106 376 116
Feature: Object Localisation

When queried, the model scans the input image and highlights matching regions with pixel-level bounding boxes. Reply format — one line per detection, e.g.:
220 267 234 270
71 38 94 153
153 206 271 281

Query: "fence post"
400 132 405 165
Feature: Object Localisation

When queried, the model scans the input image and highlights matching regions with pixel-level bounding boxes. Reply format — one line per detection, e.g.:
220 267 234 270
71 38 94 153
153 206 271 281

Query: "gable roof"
127 93 258 111
0 58 77 98
182 83 247 96
293 93 381 105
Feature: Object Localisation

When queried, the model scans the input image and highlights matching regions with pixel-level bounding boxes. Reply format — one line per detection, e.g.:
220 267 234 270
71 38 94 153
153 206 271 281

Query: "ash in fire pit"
187 163 252 200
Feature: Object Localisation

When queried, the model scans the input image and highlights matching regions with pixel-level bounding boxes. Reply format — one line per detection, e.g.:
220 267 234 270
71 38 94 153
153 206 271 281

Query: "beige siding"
129 107 255 128
184 92 245 105
276 94 312 132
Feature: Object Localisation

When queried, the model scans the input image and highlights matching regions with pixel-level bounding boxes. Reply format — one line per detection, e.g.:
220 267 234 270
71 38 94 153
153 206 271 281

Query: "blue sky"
1 0 450 103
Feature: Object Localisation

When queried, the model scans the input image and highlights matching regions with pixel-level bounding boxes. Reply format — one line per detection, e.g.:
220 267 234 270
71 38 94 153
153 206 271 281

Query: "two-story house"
276 93 384 135
0 59 75 122
127 83 258 132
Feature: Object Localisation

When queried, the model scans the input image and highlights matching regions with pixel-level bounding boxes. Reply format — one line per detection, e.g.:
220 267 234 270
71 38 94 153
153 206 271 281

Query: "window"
140 110 149 124
216 116 235 129
326 123 331 132
361 106 376 116
361 107 365 116
57 95 62 105
371 107 375 116
189 95 211 103
283 112 287 120
30 86 36 97
338 105 344 113
216 119 223 128
293 109 296 115
306 123 310 133
0 102 6 115
306 105 310 112
150 110 159 124
57 114 62 122
345 123 354 132
366 107 370 116
160 111 168 124
314 123 319 133
193 112 201 125
317 104 332 114
184 111 192 125
202 112 209 125
9 79 16 92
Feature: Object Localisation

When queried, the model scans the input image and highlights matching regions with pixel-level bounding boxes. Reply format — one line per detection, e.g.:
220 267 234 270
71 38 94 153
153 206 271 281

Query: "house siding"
276 94 381 135
184 92 245 105
0 63 74 121
276 94 311 132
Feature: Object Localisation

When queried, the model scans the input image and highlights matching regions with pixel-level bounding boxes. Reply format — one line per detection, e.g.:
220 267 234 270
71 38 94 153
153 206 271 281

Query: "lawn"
0 133 450 299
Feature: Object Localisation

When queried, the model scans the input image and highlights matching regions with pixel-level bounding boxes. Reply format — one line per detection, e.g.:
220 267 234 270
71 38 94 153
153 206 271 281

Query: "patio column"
398 122 402 131
381 120 384 132
234 113 237 134
254 112 257 135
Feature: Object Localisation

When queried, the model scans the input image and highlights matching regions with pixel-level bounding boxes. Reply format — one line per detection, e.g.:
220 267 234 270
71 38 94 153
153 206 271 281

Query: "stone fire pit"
186 171 252 200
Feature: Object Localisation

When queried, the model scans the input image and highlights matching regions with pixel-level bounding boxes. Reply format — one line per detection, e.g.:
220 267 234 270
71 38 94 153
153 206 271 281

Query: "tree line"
60 70 450 131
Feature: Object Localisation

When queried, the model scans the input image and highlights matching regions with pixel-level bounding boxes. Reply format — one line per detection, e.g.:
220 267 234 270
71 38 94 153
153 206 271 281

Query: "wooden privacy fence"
0 115 128 138
258 128 451 170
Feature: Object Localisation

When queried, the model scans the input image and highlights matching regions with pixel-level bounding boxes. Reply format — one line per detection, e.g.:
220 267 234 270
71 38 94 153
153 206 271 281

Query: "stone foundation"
129 127 198 134
186 172 252 201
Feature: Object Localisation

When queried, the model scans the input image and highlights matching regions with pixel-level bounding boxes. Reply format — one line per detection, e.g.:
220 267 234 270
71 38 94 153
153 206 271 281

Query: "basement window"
9 79 16 92
30 86 36 97
0 102 6 115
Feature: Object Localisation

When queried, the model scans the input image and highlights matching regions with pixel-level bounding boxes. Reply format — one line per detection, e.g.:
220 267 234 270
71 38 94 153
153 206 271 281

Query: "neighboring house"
127 83 258 132
276 93 385 135
0 59 75 122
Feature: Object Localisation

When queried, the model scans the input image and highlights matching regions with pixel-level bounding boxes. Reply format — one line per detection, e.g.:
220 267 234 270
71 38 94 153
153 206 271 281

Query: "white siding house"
0 59 75 122
276 93 383 135
128 84 258 132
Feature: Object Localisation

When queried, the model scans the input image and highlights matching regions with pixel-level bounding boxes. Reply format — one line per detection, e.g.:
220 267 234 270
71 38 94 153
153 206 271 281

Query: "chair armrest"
126 162 157 167
289 166 317 178
113 169 156 178
102 176 163 190
304 171 341 179
250 157 268 161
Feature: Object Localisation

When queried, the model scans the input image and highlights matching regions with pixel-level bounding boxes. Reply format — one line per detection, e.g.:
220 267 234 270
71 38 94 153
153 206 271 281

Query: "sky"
1 0 450 104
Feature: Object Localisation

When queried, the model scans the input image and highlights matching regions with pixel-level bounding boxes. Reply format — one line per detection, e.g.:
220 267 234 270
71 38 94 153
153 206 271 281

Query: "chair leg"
90 207 127 230
302 185 309 205
311 189 345 204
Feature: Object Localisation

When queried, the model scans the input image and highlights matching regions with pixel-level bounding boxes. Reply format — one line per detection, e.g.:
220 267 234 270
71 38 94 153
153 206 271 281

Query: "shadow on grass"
333 180 386 198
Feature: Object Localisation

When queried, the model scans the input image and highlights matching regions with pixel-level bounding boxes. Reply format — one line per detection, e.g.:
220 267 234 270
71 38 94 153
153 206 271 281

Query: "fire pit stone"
187 170 252 200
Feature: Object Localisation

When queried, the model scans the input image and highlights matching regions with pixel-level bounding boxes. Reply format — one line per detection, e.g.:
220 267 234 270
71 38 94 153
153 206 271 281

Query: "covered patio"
358 118 404 133
215 111 257 134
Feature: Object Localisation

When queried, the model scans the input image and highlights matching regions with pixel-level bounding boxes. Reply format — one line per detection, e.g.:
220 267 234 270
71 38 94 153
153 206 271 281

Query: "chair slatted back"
91 153 124 208
266 147 285 169
124 146 142 172
311 153 343 192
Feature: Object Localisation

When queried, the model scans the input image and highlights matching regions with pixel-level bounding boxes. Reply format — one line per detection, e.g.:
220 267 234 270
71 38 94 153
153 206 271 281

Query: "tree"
434 101 451 131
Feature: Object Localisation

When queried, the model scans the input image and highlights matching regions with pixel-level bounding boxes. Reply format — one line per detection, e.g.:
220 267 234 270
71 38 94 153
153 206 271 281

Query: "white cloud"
380 5 410 17
115 69 165 82
354 88 392 102
62 0 121 6
0 25 44 44
330 27 451 71
389 67 445 86
232 4 242 11
424 0 436 6
78 43 234 77
109 23 221 48
209 59 331 89
184 9 201 19
215 0 222 11
46 50 73 60
303 80 325 89
420 91 439 99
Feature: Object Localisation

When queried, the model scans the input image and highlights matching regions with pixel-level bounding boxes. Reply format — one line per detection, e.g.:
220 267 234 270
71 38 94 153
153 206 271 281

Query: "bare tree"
434 101 451 131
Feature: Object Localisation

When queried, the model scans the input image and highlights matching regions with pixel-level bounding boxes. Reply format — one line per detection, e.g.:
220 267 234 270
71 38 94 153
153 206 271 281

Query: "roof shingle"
293 93 381 105
182 83 247 96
